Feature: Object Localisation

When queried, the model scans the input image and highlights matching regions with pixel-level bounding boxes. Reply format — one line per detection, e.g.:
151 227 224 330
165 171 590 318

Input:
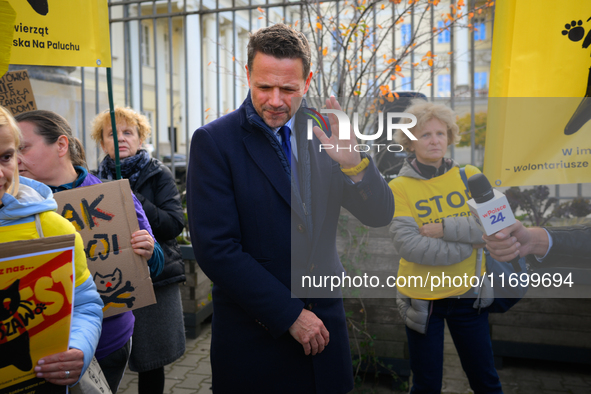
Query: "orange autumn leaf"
208 61 212 66
428 59 434 66
316 22 323 29
258 17 263 19
469 12 474 18
295 20 299 27
232 56 235 61
322 47 328 56
447 51 453 55
427 83 432 86
257 6 264 13
381 4 385 9
205 108 211 112
393 92 400 98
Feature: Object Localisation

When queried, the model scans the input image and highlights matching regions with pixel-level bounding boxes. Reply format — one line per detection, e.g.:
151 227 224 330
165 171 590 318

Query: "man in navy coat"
186 23 394 393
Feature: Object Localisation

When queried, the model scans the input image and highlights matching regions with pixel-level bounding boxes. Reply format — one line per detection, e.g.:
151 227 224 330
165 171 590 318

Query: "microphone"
466 173 522 272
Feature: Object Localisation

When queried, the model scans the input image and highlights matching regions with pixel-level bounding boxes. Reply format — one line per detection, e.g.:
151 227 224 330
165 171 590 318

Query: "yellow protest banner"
0 1 16 77
0 235 74 394
484 1 591 187
7 0 111 68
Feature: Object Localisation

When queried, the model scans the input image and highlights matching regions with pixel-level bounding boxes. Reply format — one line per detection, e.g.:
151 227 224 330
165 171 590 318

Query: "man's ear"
245 65 251 88
303 71 313 95
56 135 69 158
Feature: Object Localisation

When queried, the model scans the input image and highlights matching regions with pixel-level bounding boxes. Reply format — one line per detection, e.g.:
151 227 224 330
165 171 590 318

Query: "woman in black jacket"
91 107 186 394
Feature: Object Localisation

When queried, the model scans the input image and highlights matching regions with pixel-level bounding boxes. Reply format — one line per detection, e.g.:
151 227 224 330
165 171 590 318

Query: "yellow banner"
0 235 74 393
8 0 111 68
484 1 591 187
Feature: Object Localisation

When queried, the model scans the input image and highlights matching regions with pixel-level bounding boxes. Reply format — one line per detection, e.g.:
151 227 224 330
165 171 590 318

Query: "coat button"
297 224 305 233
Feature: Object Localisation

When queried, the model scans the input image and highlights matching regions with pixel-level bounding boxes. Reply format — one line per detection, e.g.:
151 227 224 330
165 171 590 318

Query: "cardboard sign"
0 69 36 116
7 0 111 68
0 234 75 394
53 179 156 318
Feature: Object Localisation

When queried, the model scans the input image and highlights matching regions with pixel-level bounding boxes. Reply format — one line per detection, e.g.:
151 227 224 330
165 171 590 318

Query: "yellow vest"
389 165 484 299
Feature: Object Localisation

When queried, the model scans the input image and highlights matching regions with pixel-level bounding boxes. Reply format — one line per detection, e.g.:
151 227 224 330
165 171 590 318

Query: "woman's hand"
35 348 84 385
131 229 154 260
419 223 444 238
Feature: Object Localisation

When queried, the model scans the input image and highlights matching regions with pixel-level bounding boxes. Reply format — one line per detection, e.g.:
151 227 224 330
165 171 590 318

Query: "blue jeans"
406 297 502 394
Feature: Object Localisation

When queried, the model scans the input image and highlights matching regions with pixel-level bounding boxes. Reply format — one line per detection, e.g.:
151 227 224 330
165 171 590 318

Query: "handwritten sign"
0 235 75 394
54 179 156 318
0 70 36 116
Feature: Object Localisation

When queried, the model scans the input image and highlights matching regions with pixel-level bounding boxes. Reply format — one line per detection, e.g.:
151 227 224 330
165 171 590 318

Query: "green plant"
337 214 405 392
505 186 557 226
506 186 591 226
457 111 487 148
552 197 591 219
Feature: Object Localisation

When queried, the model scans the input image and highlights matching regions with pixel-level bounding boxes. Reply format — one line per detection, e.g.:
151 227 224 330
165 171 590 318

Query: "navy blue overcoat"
186 94 394 394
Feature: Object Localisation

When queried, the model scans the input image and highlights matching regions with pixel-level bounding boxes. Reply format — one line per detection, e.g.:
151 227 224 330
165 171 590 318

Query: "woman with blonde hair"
0 106 103 389
92 107 185 394
15 109 164 393
389 99 502 393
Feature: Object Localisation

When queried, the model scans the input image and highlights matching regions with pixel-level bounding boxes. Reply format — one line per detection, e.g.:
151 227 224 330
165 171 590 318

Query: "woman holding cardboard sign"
388 100 502 393
0 105 103 389
91 107 186 394
15 109 164 394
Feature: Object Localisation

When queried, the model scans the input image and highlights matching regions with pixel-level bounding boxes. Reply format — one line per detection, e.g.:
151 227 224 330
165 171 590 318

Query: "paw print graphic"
562 20 585 42
34 303 47 315
561 17 591 50
560 17 591 135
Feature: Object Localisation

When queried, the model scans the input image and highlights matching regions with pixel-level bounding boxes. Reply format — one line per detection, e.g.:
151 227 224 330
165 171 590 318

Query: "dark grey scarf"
97 149 151 187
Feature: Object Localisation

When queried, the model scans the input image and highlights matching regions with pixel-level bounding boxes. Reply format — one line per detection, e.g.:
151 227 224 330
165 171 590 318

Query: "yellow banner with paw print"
484 1 591 187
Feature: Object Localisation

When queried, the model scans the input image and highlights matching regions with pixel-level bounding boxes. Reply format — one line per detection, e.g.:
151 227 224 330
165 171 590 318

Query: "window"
331 32 343 52
141 25 150 66
438 74 450 97
366 27 375 48
474 72 488 95
400 77 411 90
474 20 486 41
437 21 450 44
401 24 411 46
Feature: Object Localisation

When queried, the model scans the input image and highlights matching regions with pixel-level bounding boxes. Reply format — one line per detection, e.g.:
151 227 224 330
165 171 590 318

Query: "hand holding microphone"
466 173 522 272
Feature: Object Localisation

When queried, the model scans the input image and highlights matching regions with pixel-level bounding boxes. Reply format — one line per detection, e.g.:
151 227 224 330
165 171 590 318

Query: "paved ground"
117 321 591 394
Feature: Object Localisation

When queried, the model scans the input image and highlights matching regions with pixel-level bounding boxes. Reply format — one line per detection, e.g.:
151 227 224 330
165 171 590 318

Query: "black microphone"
467 174 522 272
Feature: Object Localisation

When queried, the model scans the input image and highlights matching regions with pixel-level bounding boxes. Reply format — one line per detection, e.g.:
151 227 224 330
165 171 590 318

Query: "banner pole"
106 67 122 180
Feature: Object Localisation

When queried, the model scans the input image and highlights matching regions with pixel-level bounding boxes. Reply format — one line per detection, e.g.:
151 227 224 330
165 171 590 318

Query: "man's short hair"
247 23 311 79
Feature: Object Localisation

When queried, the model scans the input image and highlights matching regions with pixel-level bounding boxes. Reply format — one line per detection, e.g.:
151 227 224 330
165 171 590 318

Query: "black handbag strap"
459 167 470 198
